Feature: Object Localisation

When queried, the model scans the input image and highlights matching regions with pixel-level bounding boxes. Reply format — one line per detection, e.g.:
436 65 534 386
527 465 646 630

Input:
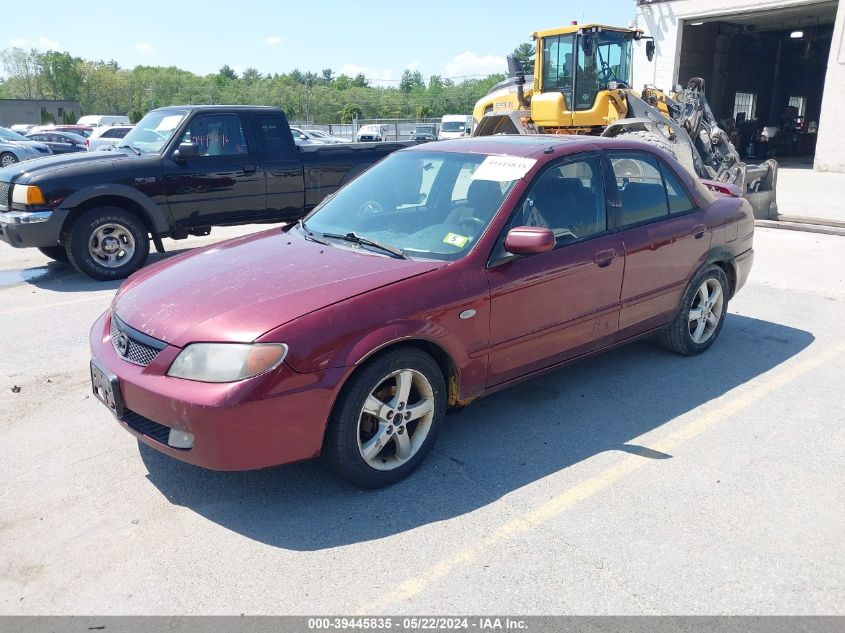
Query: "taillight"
85 139 89 147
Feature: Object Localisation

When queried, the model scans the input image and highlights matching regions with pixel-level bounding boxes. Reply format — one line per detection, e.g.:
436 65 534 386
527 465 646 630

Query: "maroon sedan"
90 135 753 487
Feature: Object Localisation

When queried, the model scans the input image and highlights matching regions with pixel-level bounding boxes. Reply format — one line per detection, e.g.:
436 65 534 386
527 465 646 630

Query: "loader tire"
616 130 677 157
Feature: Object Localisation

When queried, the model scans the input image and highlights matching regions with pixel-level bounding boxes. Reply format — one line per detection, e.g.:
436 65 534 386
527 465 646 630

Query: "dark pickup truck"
0 105 410 279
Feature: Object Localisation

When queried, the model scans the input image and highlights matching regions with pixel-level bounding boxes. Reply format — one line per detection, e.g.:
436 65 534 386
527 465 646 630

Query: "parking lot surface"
0 226 843 614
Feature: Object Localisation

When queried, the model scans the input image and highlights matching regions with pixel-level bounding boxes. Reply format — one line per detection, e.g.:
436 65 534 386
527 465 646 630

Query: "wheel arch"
341 335 466 408
701 246 738 298
58 186 170 241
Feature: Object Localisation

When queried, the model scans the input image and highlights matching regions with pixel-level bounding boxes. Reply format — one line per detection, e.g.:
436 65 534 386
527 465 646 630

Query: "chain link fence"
288 117 445 142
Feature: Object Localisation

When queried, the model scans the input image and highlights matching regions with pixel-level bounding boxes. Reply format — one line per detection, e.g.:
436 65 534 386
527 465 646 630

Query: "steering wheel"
458 216 485 234
358 200 384 214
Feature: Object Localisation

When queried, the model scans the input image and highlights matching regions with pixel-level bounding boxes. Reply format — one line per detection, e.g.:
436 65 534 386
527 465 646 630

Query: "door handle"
691 224 707 239
243 164 258 174
593 248 616 268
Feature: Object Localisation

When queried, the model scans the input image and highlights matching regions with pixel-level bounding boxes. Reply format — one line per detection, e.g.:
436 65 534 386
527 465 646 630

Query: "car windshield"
119 110 187 153
0 128 28 141
413 127 435 134
441 122 466 132
303 151 523 261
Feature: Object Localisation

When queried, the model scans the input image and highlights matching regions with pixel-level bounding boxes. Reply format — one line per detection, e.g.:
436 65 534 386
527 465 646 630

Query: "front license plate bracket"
90 358 125 418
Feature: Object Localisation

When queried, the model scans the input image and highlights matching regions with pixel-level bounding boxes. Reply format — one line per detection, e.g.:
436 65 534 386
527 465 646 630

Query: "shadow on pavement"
139 314 813 551
0 247 214 293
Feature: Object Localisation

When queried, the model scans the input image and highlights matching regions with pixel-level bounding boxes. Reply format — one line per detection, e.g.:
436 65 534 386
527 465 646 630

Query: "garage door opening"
676 1 838 165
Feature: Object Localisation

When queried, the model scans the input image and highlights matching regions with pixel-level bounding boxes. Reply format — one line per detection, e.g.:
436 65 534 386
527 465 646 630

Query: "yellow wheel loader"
472 23 777 218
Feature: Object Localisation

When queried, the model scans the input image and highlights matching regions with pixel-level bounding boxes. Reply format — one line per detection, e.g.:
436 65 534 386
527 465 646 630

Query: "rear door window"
608 153 669 226
256 114 296 157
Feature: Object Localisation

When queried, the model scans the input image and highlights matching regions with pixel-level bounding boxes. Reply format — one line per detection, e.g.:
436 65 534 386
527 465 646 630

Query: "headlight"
167 343 288 383
12 185 46 206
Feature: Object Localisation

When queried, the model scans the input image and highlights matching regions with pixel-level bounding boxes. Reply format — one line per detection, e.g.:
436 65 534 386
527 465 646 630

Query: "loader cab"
532 25 638 131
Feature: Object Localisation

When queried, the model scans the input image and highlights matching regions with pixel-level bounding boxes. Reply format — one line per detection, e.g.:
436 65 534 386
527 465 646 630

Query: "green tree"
415 104 432 119
321 68 334 83
351 73 368 88
340 103 362 123
218 64 238 80
1 48 39 99
241 67 262 84
513 42 535 72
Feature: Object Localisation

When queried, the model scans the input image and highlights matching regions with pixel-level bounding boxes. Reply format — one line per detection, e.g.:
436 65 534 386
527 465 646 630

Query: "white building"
633 0 845 172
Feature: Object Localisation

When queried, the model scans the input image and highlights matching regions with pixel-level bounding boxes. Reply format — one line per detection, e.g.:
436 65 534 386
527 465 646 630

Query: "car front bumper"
89 310 349 471
0 208 68 248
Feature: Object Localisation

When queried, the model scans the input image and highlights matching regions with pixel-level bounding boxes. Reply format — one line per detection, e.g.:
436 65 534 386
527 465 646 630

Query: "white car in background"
438 114 473 140
87 125 134 151
77 114 131 127
356 124 388 142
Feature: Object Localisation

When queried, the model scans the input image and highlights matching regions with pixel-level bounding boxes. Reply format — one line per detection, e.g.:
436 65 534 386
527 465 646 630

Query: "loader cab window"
575 30 633 110
541 34 575 109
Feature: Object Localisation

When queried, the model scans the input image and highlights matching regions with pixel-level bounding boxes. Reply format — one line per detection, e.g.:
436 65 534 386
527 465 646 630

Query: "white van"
77 115 131 127
438 114 473 140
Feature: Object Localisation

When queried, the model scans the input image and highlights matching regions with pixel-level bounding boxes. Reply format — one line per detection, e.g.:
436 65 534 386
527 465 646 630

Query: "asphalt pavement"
0 226 843 615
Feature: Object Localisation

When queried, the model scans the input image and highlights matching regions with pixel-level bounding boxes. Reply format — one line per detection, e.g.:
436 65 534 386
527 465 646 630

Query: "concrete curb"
776 214 845 230
755 219 845 237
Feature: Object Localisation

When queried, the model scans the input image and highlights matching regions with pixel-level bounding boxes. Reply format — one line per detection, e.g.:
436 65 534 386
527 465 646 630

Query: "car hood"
0 148 142 183
113 228 446 347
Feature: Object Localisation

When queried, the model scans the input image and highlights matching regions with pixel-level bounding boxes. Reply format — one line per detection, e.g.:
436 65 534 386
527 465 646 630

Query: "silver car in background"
0 127 53 166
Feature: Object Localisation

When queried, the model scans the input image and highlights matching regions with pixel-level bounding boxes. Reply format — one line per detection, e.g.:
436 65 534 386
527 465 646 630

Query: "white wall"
814 1 845 171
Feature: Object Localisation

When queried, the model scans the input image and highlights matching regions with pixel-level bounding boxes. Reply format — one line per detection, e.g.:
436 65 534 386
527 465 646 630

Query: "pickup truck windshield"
440 122 466 132
303 151 519 261
119 110 187 154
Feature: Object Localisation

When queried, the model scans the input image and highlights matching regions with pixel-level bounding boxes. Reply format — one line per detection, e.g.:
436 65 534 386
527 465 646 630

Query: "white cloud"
339 63 397 87
444 51 506 78
9 36 60 49
264 36 282 45
135 42 154 53
37 36 60 49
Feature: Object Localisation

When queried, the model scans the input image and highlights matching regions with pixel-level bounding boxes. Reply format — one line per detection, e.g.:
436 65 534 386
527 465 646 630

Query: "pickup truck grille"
0 182 9 208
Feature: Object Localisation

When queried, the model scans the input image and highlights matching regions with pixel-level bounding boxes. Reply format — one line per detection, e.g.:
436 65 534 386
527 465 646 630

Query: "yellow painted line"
0 294 109 316
360 341 845 612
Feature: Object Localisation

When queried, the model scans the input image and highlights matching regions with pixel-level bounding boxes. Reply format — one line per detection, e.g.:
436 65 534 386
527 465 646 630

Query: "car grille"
0 182 9 208
110 313 167 366
123 409 189 449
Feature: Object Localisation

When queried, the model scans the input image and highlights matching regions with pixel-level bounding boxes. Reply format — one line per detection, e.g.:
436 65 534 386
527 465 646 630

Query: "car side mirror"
173 142 199 161
299 134 308 140
504 226 555 255
646 40 656 62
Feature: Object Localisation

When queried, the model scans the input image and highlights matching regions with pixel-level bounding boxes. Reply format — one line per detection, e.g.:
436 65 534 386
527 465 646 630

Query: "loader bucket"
743 159 779 220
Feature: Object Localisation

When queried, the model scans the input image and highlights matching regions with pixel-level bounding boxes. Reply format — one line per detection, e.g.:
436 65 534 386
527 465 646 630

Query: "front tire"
65 206 150 280
37 245 69 263
323 347 446 488
0 152 18 168
659 265 729 355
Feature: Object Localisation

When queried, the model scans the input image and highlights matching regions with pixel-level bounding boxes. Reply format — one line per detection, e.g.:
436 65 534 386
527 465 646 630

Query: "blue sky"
9 0 636 84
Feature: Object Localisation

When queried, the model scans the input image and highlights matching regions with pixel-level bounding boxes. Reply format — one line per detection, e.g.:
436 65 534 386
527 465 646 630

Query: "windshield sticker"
470 155 537 182
443 232 470 248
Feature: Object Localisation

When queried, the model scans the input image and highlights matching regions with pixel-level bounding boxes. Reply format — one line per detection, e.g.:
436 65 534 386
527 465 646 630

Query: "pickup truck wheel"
65 207 150 280
1 152 18 167
37 246 69 263
323 347 446 488
659 265 729 355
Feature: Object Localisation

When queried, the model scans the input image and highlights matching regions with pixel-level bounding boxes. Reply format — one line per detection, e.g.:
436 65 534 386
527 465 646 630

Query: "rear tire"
659 265 729 356
65 206 150 281
37 245 69 263
323 347 446 488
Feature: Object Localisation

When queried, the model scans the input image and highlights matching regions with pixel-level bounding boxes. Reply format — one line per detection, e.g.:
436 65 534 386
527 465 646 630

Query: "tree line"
0 47 518 124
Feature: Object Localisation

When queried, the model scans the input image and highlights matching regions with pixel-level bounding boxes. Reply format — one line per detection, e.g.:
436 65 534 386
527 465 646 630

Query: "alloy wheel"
688 278 724 344
356 368 435 471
